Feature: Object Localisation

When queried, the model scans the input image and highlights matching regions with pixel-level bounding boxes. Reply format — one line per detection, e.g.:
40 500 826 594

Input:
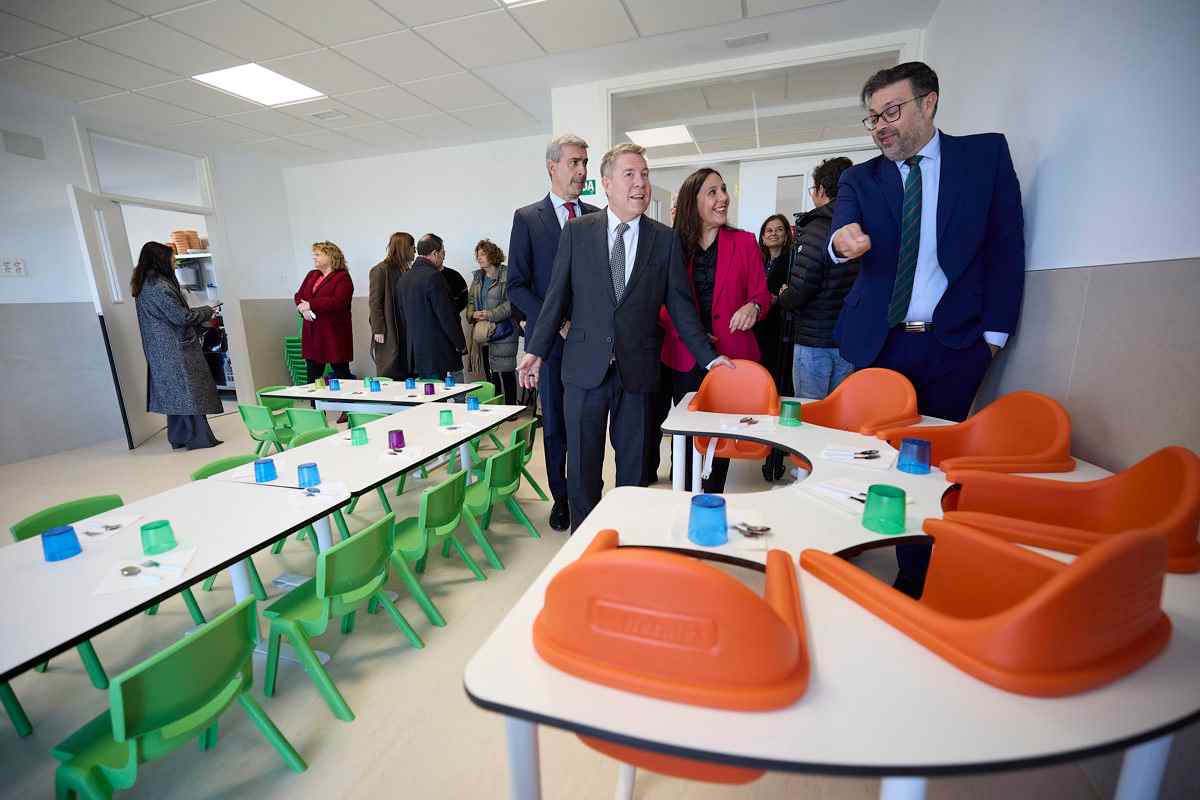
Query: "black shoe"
549 501 570 531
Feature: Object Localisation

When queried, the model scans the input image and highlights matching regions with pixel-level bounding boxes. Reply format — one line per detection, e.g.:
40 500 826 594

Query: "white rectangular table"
260 379 480 414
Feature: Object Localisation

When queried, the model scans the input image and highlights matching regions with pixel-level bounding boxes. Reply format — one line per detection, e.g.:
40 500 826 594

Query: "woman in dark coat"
756 213 796 397
131 241 223 450
295 240 354 382
369 231 413 379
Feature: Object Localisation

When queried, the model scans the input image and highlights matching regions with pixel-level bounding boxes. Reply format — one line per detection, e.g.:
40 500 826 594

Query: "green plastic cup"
439 409 454 427
350 426 368 446
779 399 803 426
140 519 177 555
862 484 906 535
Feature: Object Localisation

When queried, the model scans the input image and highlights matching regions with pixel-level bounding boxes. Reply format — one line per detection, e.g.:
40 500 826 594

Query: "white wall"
739 150 876 237
281 135 549 294
651 161 741 228
925 0 1200 270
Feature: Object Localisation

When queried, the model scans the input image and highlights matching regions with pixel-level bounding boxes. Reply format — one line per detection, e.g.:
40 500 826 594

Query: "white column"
505 717 541 800
879 776 926 800
672 435 686 492
1115 734 1172 800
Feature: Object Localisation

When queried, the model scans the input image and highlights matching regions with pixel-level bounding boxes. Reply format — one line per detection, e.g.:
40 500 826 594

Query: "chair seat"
393 516 427 561
693 436 771 460
261 579 323 624
463 480 491 515
266 426 294 442
52 710 126 768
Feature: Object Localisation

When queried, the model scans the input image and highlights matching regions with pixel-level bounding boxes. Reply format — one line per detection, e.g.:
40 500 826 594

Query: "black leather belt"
899 321 933 333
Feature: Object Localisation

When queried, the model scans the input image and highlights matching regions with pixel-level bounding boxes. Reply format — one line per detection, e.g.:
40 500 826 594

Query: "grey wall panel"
238 298 301 391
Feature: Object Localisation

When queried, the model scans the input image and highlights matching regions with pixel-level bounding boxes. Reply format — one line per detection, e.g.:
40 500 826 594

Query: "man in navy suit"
508 134 599 531
829 61 1025 596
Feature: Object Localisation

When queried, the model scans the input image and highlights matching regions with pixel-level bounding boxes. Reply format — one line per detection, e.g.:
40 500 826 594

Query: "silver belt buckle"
904 321 929 333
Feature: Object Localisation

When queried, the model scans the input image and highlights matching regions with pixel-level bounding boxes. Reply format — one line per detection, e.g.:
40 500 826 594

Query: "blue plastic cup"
254 458 278 483
897 438 932 475
298 462 321 488
369 379 382 392
687 494 728 547
328 378 341 391
466 396 480 411
405 377 417 390
42 525 82 562
445 372 456 387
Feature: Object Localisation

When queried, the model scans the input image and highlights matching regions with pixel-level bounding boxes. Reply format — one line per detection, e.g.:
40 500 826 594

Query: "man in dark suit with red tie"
508 134 599 531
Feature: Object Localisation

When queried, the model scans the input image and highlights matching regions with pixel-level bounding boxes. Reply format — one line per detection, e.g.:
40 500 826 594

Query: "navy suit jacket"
507 194 600 339
831 131 1025 367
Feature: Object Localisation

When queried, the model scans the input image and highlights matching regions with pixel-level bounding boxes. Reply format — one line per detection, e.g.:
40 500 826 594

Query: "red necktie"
564 202 577 220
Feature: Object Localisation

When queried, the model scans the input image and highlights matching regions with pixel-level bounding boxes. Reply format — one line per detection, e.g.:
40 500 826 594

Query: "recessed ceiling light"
625 125 693 147
192 63 323 107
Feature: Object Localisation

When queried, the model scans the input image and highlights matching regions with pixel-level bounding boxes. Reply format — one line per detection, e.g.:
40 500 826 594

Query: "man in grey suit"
518 143 735 530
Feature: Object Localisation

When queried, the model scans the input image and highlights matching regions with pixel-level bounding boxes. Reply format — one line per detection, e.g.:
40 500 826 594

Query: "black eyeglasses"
862 93 931 131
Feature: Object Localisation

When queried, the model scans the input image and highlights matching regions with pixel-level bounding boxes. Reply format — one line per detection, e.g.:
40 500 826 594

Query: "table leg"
228 559 253 603
460 443 474 483
879 776 926 800
691 448 702 494
312 515 334 550
672 435 686 492
614 763 636 800
505 717 542 800
1115 734 1172 800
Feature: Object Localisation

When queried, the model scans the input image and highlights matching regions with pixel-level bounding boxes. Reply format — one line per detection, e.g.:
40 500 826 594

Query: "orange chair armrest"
859 413 922 436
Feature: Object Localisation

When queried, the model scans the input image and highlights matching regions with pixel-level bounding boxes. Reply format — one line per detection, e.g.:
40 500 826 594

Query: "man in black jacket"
394 234 466 379
518 143 734 530
777 157 859 399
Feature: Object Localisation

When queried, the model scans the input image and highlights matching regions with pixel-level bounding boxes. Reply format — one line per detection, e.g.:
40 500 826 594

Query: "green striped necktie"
887 154 924 327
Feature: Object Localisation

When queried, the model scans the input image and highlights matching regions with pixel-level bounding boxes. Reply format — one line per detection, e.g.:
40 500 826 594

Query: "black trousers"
539 342 569 504
480 346 518 404
873 327 994 595
305 360 354 383
564 364 649 531
644 364 731 492
167 414 220 450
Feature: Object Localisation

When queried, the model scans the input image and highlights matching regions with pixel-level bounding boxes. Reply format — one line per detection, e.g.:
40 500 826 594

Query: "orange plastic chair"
687 359 781 462
877 391 1075 473
533 529 809 784
801 519 1172 696
800 368 921 434
945 446 1200 573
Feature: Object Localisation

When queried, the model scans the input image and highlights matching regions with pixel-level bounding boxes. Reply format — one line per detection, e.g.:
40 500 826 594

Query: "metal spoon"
141 560 160 568
120 565 141 576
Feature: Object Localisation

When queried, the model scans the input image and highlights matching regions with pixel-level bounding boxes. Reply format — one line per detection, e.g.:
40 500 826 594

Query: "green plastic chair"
238 404 292 456
51 598 306 798
288 427 337 448
510 419 550 501
463 442 540 546
395 470 490 584
284 408 329 437
345 411 386 429
262 513 423 722
255 386 294 432
190 456 269 601
2 682 32 737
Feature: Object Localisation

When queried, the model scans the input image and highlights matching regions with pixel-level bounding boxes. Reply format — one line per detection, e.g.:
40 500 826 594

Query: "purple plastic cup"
423 382 436 396
388 429 405 449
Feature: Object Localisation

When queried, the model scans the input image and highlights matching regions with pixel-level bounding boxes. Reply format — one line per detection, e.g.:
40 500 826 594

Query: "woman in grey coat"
132 241 223 450
466 239 518 404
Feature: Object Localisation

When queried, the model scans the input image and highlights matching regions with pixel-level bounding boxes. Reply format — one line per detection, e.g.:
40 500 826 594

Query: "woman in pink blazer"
653 167 773 492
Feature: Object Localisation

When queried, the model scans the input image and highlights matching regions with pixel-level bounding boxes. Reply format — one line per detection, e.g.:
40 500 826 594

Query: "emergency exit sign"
580 178 596 196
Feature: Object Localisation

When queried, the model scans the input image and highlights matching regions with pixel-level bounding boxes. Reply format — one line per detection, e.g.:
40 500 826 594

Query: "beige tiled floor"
0 412 1196 799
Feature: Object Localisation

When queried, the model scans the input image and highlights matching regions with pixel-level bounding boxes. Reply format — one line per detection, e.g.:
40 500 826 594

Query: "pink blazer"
659 227 773 372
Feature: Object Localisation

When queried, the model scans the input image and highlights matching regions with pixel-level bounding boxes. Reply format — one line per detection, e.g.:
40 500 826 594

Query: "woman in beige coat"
368 231 414 379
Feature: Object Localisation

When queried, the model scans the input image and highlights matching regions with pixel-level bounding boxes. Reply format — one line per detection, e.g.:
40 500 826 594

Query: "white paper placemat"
94 545 196 595
75 513 144 543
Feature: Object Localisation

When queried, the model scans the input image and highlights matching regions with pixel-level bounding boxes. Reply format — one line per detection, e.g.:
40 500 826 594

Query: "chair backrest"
11 495 124 543
110 598 256 745
482 395 504 406
238 403 276 437
255 386 293 413
468 382 497 403
687 359 780 416
801 368 920 434
481 443 524 495
316 513 394 604
510 419 538 466
346 412 386 429
190 454 257 481
420 471 468 534
289 428 338 448
285 407 330 435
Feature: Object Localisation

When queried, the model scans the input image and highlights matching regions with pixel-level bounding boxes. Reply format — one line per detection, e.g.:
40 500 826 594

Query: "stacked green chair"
509 418 550 501
285 408 329 438
255 386 294 435
284 315 306 385
462 442 540 549
395 470 490 583
191 456 269 601
51 598 306 798
262 513 423 722
238 404 292 456
2 682 32 737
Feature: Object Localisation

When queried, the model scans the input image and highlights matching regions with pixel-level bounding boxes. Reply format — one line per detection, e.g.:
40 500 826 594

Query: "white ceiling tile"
278 97 377 128
245 0 403 46
25 39 177 89
174 116 266 144
0 0 138 37
335 31 461 84
757 127 826 147
820 124 868 140
138 79 263 116
701 74 787 112
745 0 834 16
452 101 535 130
623 0 741 36
402 72 505 111
696 134 758 153
264 49 387 96
338 121 420 147
0 11 70 53
157 0 322 61
372 0 497 27
80 90 205 125
285 128 367 151
0 56 121 101
335 85 436 119
109 0 199 13
418 11 542 69
84 19 243 76
510 0 636 54
223 108 321 136
240 136 321 159
690 118 756 141
392 112 470 137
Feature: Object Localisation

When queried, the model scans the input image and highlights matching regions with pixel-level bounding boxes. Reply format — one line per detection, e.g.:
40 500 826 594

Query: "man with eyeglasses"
828 61 1025 598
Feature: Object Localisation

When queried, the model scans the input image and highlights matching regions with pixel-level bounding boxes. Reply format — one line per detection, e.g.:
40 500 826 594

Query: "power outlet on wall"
0 258 26 277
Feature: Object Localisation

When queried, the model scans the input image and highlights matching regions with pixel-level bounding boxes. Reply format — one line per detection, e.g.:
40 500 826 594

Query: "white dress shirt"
606 207 639 286
551 192 582 228
831 130 1007 348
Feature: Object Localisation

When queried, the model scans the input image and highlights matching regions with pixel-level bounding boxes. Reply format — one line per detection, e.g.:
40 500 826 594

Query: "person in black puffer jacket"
777 156 859 399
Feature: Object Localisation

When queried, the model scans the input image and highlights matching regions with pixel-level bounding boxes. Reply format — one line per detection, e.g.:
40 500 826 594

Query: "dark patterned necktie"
564 202 576 220
610 222 629 301
887 155 924 327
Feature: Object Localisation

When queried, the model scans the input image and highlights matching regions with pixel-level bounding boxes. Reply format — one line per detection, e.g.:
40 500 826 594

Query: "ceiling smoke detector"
310 110 350 122
725 32 769 49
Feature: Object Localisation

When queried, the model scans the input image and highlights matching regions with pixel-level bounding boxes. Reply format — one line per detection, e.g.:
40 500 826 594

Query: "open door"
68 185 161 448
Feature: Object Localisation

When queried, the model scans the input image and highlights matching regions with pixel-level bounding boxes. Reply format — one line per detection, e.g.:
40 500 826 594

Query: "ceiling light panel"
193 63 324 106
625 125 693 147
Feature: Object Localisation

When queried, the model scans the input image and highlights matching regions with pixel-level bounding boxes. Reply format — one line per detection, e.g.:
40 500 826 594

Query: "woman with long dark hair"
131 241 223 450
755 213 796 395
652 167 773 491
369 231 414 379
